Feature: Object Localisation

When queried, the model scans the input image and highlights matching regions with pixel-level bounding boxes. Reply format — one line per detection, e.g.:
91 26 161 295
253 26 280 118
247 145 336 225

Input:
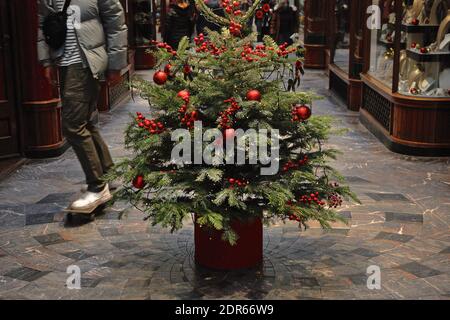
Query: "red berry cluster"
136 112 165 134
228 178 249 188
288 214 302 222
229 21 243 36
183 64 192 75
277 43 296 57
241 44 268 62
176 90 198 129
219 98 241 129
180 109 198 129
328 192 343 208
194 33 226 56
282 155 309 173
223 0 242 16
153 40 177 56
300 192 326 207
164 64 172 76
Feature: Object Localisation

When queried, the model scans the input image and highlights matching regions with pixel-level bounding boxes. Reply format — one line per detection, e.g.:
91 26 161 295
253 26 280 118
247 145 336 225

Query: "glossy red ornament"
132 175 145 189
255 10 264 19
296 105 312 121
195 217 263 270
246 89 262 101
262 3 270 12
153 70 168 85
164 64 172 74
411 18 419 25
177 90 190 101
420 47 428 54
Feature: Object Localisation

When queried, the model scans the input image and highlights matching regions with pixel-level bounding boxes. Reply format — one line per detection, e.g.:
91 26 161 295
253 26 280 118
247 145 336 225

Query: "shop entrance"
0 0 20 159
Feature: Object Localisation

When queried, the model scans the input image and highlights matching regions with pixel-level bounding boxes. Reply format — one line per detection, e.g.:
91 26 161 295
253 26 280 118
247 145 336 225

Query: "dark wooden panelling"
0 0 20 158
361 74 450 156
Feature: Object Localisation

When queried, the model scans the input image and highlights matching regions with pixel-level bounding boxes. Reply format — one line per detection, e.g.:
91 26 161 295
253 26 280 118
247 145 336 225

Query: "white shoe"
71 185 112 210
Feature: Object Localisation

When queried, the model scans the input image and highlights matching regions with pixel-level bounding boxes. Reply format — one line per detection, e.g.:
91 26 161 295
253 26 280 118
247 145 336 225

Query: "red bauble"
246 89 262 101
411 18 419 25
164 64 172 75
256 10 264 19
153 71 168 85
420 47 428 54
296 105 312 121
262 3 271 12
177 90 190 101
132 175 145 189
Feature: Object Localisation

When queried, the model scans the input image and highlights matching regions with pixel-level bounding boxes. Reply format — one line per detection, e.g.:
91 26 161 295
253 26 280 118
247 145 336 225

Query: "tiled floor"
0 70 449 300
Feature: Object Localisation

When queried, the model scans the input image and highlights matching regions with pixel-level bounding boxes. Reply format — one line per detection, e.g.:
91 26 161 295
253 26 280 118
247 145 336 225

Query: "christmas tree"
107 0 358 244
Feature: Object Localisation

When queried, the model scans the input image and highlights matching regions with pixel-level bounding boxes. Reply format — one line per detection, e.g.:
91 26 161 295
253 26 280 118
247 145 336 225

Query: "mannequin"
404 0 426 24
436 10 450 49
426 0 447 24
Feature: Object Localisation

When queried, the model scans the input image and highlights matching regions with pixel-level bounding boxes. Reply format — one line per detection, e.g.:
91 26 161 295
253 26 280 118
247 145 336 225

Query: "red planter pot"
195 217 263 270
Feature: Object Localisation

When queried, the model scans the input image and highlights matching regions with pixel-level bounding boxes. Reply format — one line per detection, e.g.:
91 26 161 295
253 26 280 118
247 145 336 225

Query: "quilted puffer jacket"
37 0 128 77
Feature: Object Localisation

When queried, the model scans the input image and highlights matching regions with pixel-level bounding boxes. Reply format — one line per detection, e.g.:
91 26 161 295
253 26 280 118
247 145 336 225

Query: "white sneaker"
71 185 112 210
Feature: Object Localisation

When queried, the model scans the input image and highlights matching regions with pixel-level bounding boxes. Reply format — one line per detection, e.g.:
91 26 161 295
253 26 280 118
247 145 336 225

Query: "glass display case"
368 0 450 97
328 0 369 110
361 0 450 156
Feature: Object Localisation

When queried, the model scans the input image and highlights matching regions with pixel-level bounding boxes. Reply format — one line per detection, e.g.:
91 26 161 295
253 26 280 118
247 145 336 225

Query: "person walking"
37 0 128 210
270 0 299 45
164 0 196 49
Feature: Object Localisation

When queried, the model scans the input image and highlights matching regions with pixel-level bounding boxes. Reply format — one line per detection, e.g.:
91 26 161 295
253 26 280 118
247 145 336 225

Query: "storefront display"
128 0 158 70
303 0 329 68
361 0 450 156
328 0 369 110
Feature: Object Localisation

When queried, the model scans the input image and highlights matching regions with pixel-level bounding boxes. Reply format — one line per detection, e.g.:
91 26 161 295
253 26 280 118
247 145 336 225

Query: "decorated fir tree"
107 0 358 245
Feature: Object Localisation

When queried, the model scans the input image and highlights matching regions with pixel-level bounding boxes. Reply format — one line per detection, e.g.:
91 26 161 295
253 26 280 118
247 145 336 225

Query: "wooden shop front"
0 0 162 165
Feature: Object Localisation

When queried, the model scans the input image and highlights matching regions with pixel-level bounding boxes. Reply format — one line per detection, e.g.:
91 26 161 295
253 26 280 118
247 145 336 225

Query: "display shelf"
401 23 440 33
406 49 450 62
328 0 369 111
361 0 450 156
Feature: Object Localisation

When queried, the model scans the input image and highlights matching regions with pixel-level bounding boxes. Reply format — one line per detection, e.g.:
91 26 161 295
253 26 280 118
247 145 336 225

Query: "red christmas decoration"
420 47 428 54
246 89 262 102
183 64 192 75
300 192 326 207
135 112 166 134
282 155 309 173
255 10 264 19
177 90 190 102
132 175 146 189
228 177 249 188
411 18 419 25
229 21 242 36
153 70 168 85
410 42 417 49
262 3 270 12
219 98 241 129
292 104 312 122
164 64 172 75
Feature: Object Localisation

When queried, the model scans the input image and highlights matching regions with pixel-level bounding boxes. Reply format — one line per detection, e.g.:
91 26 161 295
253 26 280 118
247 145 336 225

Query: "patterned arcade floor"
0 70 449 300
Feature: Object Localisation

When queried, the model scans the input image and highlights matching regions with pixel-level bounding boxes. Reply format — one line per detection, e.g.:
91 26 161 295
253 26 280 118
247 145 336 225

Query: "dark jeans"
59 63 114 192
